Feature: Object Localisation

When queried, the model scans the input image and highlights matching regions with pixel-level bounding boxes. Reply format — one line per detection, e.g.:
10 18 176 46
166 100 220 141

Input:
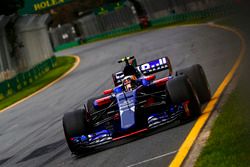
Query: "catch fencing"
49 23 78 51
96 4 138 33
150 6 229 27
79 4 139 43
75 14 103 38
51 0 233 51
138 0 228 20
52 2 139 51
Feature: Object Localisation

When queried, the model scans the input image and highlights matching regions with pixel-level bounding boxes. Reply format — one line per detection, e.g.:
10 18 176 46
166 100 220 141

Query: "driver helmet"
123 75 137 91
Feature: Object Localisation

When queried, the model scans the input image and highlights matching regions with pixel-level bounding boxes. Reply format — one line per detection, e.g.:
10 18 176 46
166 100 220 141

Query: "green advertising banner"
19 0 72 15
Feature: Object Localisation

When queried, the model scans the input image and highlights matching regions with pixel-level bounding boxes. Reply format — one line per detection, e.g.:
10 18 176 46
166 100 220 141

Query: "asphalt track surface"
0 24 240 167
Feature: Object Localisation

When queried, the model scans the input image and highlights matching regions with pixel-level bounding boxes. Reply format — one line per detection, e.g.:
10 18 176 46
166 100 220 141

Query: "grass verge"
195 88 250 167
0 56 75 111
195 10 250 166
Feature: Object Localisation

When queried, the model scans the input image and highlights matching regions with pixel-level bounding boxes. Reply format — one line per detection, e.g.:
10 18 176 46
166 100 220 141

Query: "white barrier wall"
0 15 16 81
15 14 53 71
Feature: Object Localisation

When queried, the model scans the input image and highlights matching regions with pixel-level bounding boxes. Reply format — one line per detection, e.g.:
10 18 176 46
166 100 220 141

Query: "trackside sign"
19 0 72 15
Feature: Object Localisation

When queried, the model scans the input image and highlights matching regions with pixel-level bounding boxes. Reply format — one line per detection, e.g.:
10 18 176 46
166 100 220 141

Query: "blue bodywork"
116 90 137 130
71 88 186 147
70 57 186 147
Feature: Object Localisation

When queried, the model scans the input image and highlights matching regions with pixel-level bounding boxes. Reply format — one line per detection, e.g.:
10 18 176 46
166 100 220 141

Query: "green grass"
0 56 75 111
195 89 250 167
195 9 250 167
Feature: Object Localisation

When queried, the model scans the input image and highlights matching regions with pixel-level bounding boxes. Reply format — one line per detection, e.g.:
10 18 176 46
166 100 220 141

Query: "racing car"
63 56 211 155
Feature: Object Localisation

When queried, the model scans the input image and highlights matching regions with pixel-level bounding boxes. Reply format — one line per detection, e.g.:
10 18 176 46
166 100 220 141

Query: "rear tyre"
167 75 201 118
176 64 211 104
63 109 88 154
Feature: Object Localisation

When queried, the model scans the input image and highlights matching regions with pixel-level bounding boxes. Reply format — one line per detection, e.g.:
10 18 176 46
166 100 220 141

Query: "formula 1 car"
63 56 211 155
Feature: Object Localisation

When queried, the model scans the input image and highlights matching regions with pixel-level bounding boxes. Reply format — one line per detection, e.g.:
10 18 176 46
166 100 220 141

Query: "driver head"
123 76 137 92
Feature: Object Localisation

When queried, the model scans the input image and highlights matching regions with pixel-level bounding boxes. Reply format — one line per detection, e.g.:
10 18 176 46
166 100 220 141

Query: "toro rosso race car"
63 56 211 155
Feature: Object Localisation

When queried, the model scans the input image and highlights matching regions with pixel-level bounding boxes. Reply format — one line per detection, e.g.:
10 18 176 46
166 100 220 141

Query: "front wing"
70 102 188 149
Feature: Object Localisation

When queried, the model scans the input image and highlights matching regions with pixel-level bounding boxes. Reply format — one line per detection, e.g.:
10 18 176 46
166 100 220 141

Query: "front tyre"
63 109 88 154
176 64 211 104
167 75 201 118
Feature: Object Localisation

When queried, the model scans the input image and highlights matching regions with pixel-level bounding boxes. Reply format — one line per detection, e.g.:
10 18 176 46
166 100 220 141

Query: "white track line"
127 150 177 167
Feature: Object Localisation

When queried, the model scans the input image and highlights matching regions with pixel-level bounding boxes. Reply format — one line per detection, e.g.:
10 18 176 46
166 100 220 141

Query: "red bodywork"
95 96 112 106
96 76 170 108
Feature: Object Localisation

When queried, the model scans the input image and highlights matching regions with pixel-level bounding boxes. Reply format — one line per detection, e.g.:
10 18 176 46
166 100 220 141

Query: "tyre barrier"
0 56 56 101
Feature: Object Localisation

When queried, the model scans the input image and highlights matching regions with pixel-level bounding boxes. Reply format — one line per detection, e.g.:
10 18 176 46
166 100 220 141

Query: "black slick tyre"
167 75 201 118
176 64 211 104
63 109 88 154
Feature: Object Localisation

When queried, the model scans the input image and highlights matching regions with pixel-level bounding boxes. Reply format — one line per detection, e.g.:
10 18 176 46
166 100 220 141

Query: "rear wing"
112 57 172 86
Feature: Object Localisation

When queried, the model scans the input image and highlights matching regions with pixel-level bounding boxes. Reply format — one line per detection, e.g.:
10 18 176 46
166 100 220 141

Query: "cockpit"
122 75 137 92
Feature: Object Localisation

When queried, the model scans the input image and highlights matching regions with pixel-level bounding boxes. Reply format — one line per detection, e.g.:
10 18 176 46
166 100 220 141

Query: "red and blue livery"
63 56 211 155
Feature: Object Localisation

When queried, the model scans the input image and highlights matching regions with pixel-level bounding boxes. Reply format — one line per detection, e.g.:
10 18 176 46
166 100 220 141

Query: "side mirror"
103 89 113 95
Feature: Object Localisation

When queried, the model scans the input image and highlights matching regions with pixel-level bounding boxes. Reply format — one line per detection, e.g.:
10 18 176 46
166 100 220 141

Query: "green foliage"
0 0 24 15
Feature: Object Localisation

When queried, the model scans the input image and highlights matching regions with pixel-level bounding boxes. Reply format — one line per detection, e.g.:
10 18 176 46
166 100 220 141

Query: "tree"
47 0 104 26
0 0 24 15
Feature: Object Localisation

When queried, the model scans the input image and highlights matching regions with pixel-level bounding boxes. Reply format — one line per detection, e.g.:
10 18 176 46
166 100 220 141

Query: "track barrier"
84 24 141 43
0 56 56 101
54 5 232 52
150 6 231 27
